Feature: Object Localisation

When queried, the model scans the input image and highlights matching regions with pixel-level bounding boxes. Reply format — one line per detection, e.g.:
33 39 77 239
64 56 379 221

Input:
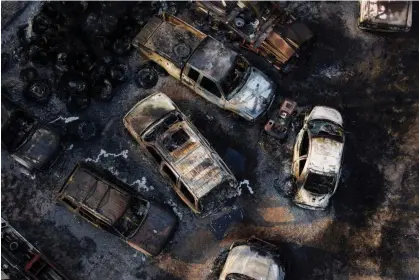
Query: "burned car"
1 218 70 280
292 106 345 210
57 163 177 256
193 1 315 72
132 14 276 121
123 92 238 215
264 99 297 140
1 108 62 172
219 237 286 280
359 0 412 32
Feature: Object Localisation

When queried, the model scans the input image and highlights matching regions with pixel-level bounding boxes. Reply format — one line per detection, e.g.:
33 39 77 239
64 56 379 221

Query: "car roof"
360 1 411 27
188 37 237 83
220 245 285 280
124 92 177 137
60 165 131 225
308 106 343 126
308 137 344 175
158 120 233 200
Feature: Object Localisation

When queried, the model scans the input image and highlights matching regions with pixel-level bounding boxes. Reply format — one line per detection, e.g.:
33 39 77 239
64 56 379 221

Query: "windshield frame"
304 170 336 195
221 57 251 100
307 119 344 143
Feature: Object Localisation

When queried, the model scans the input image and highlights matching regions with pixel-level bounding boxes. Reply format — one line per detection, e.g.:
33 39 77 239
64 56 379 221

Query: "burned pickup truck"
1 218 70 280
57 163 177 256
124 92 238 215
193 1 314 72
359 0 412 32
132 14 276 121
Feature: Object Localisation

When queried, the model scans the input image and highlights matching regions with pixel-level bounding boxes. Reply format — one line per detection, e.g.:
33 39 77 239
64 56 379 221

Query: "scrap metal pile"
1 1 415 280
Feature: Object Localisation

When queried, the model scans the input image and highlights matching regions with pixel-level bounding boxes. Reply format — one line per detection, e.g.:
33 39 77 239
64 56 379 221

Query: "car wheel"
135 66 158 89
24 80 51 103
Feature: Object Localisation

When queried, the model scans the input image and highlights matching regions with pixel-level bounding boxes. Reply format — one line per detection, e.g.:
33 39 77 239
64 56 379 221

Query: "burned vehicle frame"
123 92 238 215
1 101 62 172
57 162 177 256
292 106 345 210
358 0 412 32
193 1 315 72
219 236 287 280
264 99 297 141
132 14 276 121
1 218 70 280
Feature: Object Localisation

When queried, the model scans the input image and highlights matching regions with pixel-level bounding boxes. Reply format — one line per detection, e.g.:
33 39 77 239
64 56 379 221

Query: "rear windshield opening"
304 172 335 195
113 198 149 238
163 128 190 152
2 111 36 151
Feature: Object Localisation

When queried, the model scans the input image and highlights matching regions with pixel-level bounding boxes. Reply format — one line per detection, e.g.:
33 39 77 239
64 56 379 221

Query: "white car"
292 106 345 210
219 237 286 280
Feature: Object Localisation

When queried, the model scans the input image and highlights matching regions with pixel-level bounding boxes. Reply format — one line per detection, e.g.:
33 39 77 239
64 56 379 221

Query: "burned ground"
1 1 419 280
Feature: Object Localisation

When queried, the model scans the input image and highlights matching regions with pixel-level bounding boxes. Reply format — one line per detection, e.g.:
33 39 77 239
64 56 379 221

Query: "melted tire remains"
135 66 158 89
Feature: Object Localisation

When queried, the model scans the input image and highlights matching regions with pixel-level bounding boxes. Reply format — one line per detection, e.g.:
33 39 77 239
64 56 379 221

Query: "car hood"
294 187 330 210
128 204 177 256
229 67 276 120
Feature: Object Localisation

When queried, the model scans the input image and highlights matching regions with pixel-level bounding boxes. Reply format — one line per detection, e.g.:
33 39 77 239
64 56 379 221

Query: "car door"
292 127 309 181
181 65 199 90
195 75 226 109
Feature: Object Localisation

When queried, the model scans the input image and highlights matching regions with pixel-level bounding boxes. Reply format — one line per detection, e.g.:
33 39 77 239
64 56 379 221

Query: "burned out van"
123 92 238 215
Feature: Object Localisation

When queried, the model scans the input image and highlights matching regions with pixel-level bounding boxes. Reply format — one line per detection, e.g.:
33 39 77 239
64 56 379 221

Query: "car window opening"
221 56 250 99
146 145 162 164
61 197 77 210
300 131 309 156
113 197 149 238
187 67 200 81
200 76 222 98
143 112 182 142
162 164 178 184
163 128 190 152
79 208 96 223
308 120 344 142
179 181 195 205
304 172 335 195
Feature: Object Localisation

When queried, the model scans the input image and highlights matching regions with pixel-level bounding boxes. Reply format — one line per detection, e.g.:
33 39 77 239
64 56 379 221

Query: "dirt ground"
1 2 419 280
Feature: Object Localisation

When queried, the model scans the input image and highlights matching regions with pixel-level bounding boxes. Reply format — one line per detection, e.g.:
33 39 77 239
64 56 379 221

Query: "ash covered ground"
1 1 419 280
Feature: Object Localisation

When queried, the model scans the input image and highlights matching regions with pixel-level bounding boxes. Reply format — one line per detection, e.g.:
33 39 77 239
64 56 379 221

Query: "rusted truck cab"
359 1 412 32
1 218 70 280
57 163 177 256
133 14 276 121
123 92 238 215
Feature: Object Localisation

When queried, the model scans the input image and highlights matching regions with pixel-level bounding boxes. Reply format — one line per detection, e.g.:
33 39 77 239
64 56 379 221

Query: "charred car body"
194 1 315 72
1 100 62 172
1 218 70 280
292 106 345 210
57 163 177 256
123 92 238 215
219 237 286 280
132 14 276 121
359 1 412 32
264 99 297 140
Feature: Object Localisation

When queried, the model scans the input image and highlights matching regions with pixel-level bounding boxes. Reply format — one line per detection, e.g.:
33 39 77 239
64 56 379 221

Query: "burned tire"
92 79 113 102
173 42 190 58
135 67 158 89
66 95 91 112
67 120 98 141
24 80 51 103
109 64 129 84
20 67 39 82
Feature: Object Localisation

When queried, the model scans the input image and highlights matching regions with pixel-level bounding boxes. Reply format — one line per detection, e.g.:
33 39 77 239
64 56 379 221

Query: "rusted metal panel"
128 204 177 256
264 31 296 63
359 1 412 32
124 92 177 139
188 37 237 83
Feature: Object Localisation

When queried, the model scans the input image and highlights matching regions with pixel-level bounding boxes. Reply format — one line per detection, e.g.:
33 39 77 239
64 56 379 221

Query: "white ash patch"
167 199 183 220
67 144 74 151
49 116 79 124
19 168 36 180
130 177 154 192
85 149 129 163
107 166 120 177
237 179 254 196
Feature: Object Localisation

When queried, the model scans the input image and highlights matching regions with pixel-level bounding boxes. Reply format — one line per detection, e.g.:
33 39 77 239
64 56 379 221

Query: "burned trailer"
1 99 62 172
132 14 276 121
193 1 314 72
57 163 177 256
1 218 70 280
292 106 345 210
359 0 412 32
219 237 287 280
123 92 238 215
